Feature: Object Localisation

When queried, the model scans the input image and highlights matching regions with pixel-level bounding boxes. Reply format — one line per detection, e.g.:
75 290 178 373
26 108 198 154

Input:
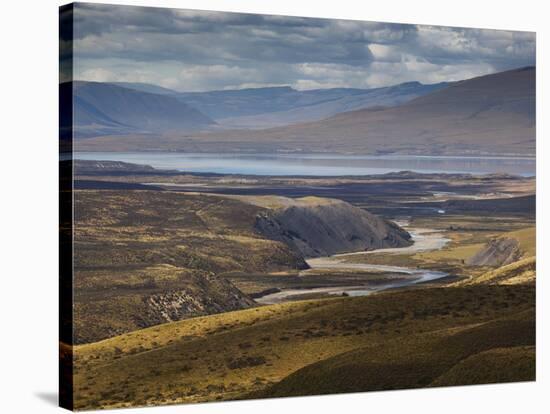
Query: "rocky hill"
459 227 535 286
74 267 256 344
253 196 412 257
466 238 523 267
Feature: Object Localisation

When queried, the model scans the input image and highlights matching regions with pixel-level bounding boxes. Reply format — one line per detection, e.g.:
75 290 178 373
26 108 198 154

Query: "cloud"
70 3 535 91
79 68 116 82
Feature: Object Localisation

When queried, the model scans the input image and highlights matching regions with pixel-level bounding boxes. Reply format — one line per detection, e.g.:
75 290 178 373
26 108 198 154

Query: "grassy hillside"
73 189 414 343
72 284 534 410
462 257 536 286
431 346 535 386
504 227 536 257
257 309 534 398
73 190 306 343
458 226 535 285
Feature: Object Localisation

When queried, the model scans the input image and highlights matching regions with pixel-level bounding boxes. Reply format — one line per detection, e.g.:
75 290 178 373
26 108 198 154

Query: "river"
255 226 451 305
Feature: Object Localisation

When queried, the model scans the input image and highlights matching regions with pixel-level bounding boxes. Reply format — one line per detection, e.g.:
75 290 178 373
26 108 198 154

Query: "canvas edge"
59 2 75 411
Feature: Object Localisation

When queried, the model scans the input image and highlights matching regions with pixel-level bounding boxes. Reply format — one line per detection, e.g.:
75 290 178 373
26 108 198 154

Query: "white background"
1 0 547 412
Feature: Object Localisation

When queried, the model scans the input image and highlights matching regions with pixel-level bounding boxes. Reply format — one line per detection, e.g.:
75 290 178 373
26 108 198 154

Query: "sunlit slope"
467 257 536 285
460 226 535 285
257 308 534 398
431 346 535 386
504 227 536 257
73 285 534 410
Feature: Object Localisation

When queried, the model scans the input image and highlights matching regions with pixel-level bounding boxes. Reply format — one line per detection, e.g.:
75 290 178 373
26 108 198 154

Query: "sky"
63 3 536 92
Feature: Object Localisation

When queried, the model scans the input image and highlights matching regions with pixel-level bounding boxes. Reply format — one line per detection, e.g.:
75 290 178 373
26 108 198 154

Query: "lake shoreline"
74 151 536 177
74 149 536 158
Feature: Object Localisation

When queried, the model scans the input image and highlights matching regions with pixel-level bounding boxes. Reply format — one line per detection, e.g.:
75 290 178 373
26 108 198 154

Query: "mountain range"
67 81 216 137
226 66 534 155
68 79 449 137
114 81 449 129
72 66 536 156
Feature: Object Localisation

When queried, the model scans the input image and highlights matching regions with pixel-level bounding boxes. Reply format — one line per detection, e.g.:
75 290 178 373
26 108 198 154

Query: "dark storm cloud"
73 4 378 66
72 3 535 91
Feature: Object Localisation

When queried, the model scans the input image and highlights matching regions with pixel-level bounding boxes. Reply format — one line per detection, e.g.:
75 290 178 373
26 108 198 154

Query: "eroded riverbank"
255 225 451 304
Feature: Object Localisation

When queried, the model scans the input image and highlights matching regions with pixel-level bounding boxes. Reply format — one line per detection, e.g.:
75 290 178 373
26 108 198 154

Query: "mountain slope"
109 81 178 96
217 81 449 128
109 81 449 128
73 190 308 343
257 307 534 399
69 81 215 137
71 285 534 409
253 66 535 155
72 188 412 342
252 196 412 257
76 67 535 155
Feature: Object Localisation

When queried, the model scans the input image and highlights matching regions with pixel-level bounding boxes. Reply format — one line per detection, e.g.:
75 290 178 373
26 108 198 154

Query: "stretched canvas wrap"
59 2 536 411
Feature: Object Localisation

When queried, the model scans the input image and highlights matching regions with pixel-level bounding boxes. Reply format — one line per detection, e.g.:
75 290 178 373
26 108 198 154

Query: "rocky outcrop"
142 274 256 325
254 197 412 258
73 271 256 344
467 238 523 267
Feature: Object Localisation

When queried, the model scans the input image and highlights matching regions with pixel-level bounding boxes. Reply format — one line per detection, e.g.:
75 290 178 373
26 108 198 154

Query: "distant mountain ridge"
110 80 450 129
109 82 178 96
74 66 536 156
287 66 535 155
217 81 450 128
66 81 216 138
182 66 535 155
70 79 450 137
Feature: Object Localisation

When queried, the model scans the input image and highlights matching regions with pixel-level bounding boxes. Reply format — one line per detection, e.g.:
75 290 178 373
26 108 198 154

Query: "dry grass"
257 309 534 398
461 257 536 286
72 284 534 410
431 345 535 386
72 190 306 343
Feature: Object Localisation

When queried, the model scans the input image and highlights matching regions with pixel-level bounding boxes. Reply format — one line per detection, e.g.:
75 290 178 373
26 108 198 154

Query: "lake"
74 152 536 177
